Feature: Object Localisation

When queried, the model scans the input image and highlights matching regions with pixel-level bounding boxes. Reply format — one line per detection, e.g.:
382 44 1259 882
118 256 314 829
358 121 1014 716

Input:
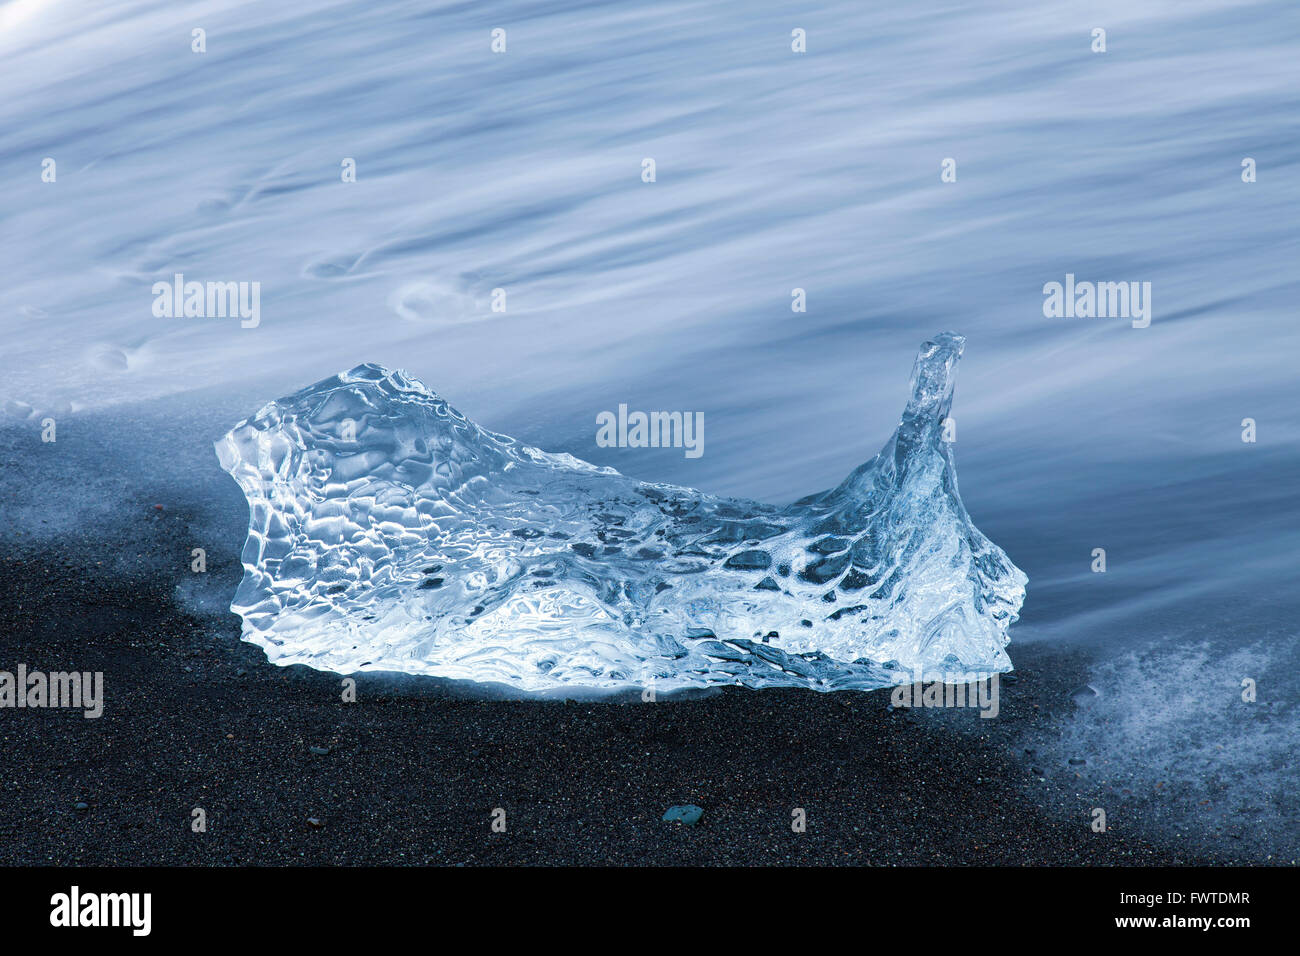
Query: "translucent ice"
215 332 1025 691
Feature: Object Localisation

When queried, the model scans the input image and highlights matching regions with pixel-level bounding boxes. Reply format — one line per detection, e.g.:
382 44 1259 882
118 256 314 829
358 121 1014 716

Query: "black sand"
0 414 1268 866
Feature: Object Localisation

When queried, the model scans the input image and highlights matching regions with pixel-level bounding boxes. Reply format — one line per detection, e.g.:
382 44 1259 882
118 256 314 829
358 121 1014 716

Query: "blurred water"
2 0 1298 836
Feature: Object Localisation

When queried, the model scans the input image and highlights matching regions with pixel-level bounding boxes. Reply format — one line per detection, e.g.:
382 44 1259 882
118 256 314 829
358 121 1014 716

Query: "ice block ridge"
216 332 1026 692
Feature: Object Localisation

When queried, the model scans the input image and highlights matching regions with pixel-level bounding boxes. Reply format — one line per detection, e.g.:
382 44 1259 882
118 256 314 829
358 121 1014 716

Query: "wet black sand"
0 416 1268 866
0 528 1253 867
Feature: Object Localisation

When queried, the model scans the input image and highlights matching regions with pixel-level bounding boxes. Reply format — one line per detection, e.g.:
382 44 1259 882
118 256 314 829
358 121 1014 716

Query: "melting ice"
216 332 1025 691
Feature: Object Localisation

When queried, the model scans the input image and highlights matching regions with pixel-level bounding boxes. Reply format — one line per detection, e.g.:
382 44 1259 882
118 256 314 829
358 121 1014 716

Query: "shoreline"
0 537 1258 867
0 419 1284 866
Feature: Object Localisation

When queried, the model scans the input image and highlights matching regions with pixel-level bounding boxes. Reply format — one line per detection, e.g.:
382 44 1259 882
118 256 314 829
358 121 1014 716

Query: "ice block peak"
904 331 964 421
216 333 1026 692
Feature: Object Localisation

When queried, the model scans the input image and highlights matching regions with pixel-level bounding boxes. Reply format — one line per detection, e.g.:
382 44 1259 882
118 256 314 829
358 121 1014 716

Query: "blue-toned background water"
3 0 1297 849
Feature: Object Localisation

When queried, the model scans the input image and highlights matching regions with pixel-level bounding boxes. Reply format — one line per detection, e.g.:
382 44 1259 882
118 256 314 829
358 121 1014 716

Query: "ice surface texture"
216 332 1025 691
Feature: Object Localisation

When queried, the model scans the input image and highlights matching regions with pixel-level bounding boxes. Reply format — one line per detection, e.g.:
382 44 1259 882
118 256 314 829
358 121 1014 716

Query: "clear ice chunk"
215 332 1026 692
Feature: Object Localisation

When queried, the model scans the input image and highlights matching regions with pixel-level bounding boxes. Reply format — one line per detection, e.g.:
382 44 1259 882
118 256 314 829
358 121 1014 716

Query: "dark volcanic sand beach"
0 414 1277 866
